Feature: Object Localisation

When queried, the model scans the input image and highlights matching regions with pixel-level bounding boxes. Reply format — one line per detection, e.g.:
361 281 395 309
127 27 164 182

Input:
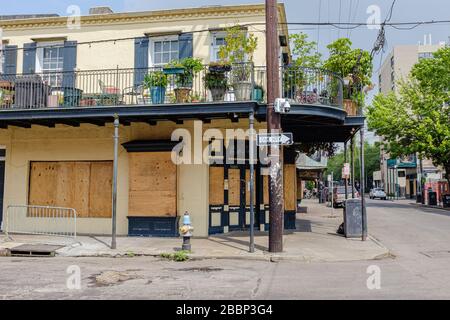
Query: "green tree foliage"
218 25 258 64
367 47 450 184
324 142 381 183
290 33 322 68
323 38 373 86
323 38 373 103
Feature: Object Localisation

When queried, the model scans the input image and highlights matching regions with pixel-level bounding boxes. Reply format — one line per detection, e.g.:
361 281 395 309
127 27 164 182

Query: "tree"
367 47 450 185
324 142 381 186
290 33 322 68
323 38 373 104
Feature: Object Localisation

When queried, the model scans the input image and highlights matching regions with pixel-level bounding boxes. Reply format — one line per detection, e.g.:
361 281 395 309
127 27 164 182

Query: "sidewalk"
0 200 390 262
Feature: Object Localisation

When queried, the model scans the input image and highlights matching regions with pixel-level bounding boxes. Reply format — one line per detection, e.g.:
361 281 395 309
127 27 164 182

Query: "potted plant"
218 25 258 101
252 84 264 102
143 71 168 104
323 38 372 113
168 58 203 103
189 92 202 103
204 62 229 102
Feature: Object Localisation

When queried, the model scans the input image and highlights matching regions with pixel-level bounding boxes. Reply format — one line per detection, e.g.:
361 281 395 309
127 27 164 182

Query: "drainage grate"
420 250 450 259
9 244 62 257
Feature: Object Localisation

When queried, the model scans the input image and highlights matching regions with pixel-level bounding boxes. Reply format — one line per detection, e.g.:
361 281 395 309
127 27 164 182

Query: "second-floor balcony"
0 64 355 116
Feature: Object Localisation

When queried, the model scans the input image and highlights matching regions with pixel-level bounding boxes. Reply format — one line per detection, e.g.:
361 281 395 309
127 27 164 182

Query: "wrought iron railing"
0 64 346 112
281 66 344 109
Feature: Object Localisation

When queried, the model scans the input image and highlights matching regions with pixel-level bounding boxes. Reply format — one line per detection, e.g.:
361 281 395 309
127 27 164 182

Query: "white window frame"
35 41 64 73
210 31 227 63
148 35 179 67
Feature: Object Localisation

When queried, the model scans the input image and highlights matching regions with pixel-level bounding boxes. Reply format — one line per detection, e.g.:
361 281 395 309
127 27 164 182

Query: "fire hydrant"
179 211 194 251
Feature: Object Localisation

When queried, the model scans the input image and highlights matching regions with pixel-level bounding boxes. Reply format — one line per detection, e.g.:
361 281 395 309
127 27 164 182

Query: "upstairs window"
36 42 64 87
150 36 179 67
210 32 226 62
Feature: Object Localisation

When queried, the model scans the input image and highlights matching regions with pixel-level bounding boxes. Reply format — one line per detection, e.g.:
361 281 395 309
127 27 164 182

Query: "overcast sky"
1 0 449 142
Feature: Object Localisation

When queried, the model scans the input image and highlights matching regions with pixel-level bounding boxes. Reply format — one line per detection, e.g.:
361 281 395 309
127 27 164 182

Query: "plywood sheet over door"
209 167 224 205
128 152 177 217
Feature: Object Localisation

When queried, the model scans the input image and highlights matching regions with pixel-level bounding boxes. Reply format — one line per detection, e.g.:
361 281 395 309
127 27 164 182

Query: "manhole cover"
9 244 62 257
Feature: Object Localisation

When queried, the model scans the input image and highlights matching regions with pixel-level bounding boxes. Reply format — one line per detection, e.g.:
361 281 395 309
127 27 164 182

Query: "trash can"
428 191 438 206
14 75 50 108
442 194 450 208
343 199 363 238
416 193 423 203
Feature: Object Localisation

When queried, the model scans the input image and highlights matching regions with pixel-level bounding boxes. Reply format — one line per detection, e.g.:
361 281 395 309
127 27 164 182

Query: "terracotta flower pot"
174 87 192 103
343 99 358 116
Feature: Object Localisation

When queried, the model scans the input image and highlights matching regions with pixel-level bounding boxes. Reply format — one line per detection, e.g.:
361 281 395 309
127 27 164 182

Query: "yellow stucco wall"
0 119 262 237
1 4 289 73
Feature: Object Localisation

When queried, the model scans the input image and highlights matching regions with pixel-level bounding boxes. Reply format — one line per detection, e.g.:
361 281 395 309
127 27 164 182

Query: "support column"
360 128 367 241
111 114 119 249
344 142 348 200
350 137 355 198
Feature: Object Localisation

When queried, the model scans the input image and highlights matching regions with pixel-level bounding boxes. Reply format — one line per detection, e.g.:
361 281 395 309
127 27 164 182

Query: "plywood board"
129 191 176 217
29 161 112 219
228 168 241 206
263 175 269 205
283 164 297 211
29 162 58 208
128 152 177 217
209 167 224 205
89 162 112 218
72 162 91 218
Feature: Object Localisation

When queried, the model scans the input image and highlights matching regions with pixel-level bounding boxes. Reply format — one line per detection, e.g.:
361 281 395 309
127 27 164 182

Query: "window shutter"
2 45 17 75
179 33 193 59
23 42 37 74
62 41 77 88
134 37 149 87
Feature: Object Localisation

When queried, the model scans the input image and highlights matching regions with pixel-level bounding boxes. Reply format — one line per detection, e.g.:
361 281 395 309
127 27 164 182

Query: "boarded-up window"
29 161 112 218
128 152 177 217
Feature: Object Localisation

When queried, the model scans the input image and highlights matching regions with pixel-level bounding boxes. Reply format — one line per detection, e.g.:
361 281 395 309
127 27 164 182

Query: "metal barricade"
3 205 77 239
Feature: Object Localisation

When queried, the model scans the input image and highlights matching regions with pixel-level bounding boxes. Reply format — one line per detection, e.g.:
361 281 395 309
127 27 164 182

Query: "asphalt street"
1 199 450 300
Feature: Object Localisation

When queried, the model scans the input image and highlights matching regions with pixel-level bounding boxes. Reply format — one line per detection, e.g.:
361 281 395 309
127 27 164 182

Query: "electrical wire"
1 17 450 52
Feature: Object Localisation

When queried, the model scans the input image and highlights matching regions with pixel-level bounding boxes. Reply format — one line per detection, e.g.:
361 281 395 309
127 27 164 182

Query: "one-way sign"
256 133 294 146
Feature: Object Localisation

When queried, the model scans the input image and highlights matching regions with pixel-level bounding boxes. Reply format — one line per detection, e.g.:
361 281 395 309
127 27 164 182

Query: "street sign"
256 133 293 146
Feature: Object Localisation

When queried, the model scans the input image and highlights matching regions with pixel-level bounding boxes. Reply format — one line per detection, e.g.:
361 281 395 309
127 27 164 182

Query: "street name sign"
256 133 294 146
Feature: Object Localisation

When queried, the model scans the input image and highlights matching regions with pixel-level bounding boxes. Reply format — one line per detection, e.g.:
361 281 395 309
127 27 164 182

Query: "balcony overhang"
0 102 257 128
0 102 364 143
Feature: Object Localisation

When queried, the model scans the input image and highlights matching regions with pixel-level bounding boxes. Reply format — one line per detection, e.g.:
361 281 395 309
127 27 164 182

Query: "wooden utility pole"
266 0 284 252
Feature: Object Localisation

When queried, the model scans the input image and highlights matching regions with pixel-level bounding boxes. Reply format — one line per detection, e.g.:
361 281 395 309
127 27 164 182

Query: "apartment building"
0 4 364 238
377 40 447 198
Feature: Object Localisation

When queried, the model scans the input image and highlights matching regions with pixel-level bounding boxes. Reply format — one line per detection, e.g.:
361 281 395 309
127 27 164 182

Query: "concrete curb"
410 203 450 212
55 246 391 263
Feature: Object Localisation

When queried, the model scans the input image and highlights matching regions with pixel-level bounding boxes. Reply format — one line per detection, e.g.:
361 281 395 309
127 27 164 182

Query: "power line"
2 18 450 53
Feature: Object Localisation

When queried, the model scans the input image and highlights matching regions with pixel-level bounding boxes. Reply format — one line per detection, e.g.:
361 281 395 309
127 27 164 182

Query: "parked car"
370 188 387 200
333 186 360 208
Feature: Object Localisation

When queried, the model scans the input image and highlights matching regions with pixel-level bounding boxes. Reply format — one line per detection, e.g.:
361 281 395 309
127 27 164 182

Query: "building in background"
377 38 447 199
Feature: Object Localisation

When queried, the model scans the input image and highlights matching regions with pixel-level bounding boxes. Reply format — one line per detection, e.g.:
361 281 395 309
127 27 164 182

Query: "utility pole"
266 0 284 253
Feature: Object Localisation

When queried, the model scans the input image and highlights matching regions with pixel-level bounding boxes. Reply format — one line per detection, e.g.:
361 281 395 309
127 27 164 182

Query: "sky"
1 0 449 142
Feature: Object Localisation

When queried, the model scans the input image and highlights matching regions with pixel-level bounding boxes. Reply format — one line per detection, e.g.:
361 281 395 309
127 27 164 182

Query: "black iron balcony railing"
281 66 344 109
0 64 347 113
